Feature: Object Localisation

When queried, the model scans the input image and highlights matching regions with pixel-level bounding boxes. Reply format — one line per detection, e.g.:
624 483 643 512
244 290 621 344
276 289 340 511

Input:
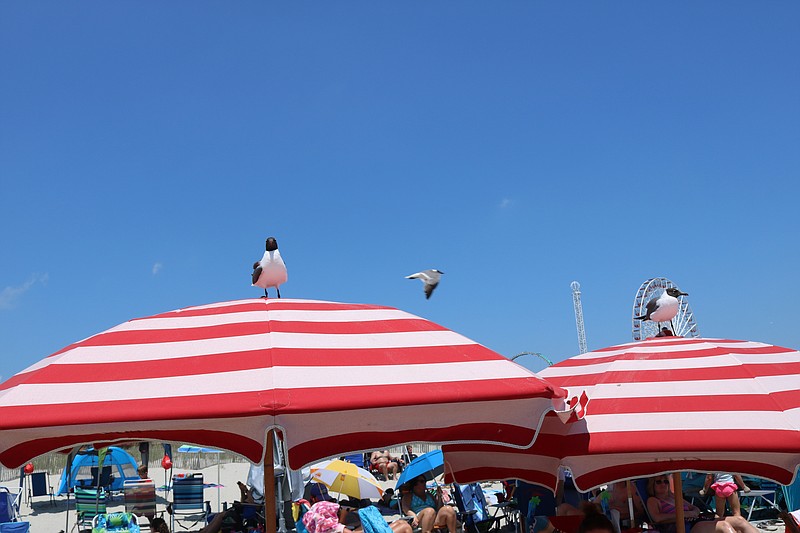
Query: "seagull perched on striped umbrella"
635 287 688 332
406 269 443 299
251 237 287 298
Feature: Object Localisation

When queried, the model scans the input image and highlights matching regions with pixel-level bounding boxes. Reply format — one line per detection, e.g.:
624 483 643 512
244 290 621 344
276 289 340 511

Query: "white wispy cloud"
0 273 49 310
152 262 163 275
499 198 512 209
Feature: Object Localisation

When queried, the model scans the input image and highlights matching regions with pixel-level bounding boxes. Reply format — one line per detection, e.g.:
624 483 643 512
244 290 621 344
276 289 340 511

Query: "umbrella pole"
265 429 277 533
626 480 634 528
673 473 686 533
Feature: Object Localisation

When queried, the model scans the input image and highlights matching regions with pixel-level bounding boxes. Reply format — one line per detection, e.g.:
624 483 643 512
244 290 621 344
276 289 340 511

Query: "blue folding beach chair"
0 522 30 533
453 483 500 533
170 473 209 531
0 487 22 523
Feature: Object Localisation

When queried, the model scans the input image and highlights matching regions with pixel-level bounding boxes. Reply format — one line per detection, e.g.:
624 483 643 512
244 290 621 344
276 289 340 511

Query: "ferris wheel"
632 277 699 341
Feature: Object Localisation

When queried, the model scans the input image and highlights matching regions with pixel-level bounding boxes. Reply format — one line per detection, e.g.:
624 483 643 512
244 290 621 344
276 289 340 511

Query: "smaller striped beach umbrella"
444 336 800 491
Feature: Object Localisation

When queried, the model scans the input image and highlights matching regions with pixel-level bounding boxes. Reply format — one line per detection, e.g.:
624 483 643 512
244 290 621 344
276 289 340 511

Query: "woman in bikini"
646 475 758 533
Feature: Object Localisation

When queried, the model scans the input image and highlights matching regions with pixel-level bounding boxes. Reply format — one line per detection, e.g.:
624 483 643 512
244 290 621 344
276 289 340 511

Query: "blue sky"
1 2 798 380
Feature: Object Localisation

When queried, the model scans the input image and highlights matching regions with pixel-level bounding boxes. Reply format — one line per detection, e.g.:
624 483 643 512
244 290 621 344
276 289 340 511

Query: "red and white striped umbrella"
444 336 800 491
0 298 568 469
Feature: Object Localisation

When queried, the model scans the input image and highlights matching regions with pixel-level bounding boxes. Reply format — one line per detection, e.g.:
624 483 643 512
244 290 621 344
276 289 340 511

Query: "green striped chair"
75 487 106 532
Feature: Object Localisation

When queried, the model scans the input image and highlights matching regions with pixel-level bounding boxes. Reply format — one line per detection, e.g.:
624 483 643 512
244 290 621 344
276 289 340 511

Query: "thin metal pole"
265 429 276 533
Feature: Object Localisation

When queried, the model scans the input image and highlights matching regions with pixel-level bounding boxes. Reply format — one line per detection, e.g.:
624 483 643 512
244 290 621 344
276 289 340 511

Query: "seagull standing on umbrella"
635 287 688 333
252 237 287 298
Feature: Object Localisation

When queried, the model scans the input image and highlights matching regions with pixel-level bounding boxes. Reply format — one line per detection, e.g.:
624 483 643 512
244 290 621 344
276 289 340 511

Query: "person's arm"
199 507 237 533
699 474 713 497
647 497 676 524
734 475 750 492
402 493 415 519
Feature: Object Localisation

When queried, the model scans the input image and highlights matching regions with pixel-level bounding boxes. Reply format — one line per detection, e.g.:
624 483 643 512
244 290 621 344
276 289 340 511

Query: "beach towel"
358 506 393 533
302 501 344 533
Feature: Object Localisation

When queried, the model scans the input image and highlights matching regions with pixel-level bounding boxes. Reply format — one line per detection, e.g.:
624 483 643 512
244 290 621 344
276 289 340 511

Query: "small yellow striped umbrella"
310 459 383 499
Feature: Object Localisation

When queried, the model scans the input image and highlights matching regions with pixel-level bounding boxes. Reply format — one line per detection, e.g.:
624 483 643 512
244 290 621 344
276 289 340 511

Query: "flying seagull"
635 287 688 332
406 269 443 299
252 236 288 298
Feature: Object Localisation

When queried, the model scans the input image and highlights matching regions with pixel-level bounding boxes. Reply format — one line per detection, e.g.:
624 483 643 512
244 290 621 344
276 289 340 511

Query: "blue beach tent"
56 446 140 495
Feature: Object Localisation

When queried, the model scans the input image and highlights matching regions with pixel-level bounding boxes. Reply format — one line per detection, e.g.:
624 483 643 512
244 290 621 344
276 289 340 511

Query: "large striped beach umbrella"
0 298 568 470
443 336 800 491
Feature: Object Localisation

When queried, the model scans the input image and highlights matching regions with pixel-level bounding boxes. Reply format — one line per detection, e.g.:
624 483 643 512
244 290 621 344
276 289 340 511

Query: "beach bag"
293 500 311 533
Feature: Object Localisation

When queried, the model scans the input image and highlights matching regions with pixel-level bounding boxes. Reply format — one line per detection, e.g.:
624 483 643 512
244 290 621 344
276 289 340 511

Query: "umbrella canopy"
310 459 383 499
444 336 800 491
0 298 568 469
395 450 444 489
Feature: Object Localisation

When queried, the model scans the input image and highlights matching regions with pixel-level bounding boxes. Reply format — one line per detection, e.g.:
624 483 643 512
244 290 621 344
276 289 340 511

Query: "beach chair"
169 473 209 531
0 487 22 523
739 480 781 521
340 453 366 467
90 466 114 492
0 522 30 533
91 512 140 533
123 479 156 521
26 471 55 506
75 487 107 532
452 483 500 533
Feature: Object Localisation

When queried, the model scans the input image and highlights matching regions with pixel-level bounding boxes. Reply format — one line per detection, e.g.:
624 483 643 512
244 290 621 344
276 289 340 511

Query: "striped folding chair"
170 474 209 531
74 487 106 532
123 479 156 522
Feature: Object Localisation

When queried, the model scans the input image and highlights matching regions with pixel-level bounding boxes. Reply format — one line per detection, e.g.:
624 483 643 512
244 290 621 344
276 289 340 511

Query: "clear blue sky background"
1 2 798 380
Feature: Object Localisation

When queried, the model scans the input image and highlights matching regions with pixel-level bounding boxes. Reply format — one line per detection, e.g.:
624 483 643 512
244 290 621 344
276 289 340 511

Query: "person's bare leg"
728 493 742 517
417 508 436 533
715 494 726 518
435 506 456 533
391 521 413 533
723 515 759 533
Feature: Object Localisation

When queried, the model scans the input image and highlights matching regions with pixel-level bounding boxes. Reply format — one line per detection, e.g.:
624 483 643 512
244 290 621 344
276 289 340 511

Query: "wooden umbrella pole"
673 473 686 533
265 429 277 533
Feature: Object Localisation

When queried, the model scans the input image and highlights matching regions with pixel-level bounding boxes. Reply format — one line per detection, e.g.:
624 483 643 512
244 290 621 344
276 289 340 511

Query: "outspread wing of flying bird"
406 269 444 299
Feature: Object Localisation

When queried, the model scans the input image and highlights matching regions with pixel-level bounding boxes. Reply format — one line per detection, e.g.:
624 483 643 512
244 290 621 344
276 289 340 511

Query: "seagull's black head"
265 237 279 251
665 287 688 297
433 269 444 274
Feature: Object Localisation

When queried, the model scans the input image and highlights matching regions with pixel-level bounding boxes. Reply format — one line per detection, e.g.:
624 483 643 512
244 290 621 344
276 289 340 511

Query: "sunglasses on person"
654 479 669 485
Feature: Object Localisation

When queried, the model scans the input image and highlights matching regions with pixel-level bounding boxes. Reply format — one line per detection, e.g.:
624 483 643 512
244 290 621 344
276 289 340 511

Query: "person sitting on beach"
646 475 758 533
371 450 400 480
578 504 617 533
605 481 646 525
150 505 242 533
401 446 418 468
401 476 456 533
303 501 412 533
699 473 750 518
376 488 398 513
